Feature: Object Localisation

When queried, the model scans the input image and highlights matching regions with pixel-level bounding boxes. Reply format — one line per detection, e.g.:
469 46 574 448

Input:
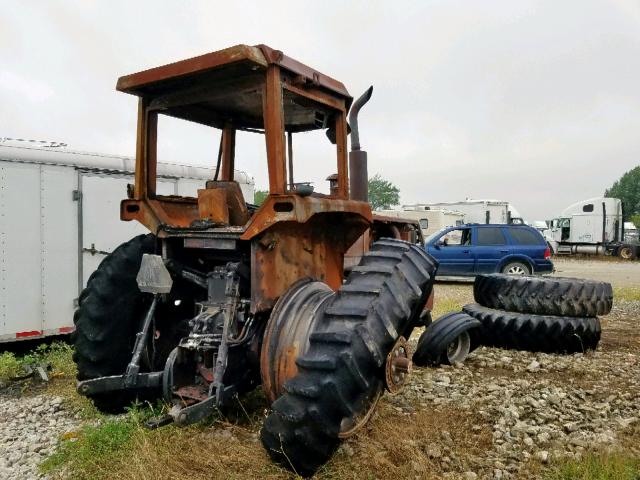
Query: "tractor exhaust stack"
348 86 373 202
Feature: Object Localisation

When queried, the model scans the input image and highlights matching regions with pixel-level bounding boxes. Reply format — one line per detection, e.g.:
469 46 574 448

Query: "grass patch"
40 402 165 479
431 297 465 319
545 451 640 480
41 417 137 479
41 390 493 480
0 342 75 382
613 286 640 302
0 351 22 381
0 341 99 416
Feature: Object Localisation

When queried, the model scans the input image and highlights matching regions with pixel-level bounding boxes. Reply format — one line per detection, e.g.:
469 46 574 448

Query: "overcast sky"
2 0 639 221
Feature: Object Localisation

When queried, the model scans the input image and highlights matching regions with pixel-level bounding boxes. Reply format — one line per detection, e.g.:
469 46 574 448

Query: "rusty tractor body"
73 44 437 475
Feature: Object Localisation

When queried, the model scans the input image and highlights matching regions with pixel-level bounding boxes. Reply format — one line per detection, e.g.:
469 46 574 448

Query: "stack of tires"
463 274 613 354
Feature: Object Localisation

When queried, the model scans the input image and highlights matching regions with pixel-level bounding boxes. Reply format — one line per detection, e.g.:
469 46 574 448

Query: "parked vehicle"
378 206 465 237
544 197 639 259
425 223 553 277
0 140 254 343
624 221 639 243
412 199 524 225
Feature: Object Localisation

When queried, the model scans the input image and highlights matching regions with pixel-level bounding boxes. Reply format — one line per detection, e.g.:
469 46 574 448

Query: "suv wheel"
501 261 530 275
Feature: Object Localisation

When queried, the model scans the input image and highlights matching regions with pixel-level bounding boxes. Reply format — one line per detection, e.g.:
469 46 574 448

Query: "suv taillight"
544 246 551 259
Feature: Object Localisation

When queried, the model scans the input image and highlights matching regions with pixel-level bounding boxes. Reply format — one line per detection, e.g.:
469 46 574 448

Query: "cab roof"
116 44 353 132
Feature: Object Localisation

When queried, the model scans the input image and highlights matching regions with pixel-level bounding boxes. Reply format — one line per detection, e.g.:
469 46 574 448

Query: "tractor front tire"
73 234 158 413
260 239 437 476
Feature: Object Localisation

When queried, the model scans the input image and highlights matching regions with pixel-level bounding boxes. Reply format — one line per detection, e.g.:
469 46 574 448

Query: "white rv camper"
379 205 465 238
405 199 524 225
0 142 255 342
544 197 637 259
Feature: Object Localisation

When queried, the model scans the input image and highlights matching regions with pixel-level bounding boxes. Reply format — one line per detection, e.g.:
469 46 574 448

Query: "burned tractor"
73 44 437 475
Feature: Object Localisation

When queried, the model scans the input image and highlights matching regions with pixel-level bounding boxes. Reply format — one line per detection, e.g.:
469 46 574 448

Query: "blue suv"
425 224 553 277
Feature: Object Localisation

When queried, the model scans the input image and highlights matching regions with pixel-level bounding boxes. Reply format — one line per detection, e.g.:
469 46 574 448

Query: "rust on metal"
197 189 228 224
384 336 412 394
264 65 287 195
260 279 333 404
219 126 236 181
249 213 367 313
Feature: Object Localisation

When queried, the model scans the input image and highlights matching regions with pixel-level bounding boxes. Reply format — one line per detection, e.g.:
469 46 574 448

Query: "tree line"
605 166 640 227
252 173 400 211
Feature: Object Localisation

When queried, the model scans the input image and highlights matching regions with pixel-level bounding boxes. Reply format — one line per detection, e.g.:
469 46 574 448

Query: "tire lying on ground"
261 239 438 477
413 312 481 367
474 274 613 317
463 303 601 354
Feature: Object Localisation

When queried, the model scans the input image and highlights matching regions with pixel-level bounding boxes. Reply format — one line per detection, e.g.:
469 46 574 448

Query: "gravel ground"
398 301 640 479
0 394 81 479
0 258 636 479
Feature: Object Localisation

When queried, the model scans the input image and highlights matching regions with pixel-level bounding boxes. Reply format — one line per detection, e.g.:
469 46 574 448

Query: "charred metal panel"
250 214 367 313
241 194 371 241
197 189 228 224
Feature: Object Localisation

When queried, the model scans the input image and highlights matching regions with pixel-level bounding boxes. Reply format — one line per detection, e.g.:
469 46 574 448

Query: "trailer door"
80 172 176 290
0 162 42 339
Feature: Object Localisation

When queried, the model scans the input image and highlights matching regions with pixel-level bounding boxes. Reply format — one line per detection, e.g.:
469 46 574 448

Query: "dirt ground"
551 257 640 287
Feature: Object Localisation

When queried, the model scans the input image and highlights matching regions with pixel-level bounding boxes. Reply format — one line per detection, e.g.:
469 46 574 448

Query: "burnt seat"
199 180 251 226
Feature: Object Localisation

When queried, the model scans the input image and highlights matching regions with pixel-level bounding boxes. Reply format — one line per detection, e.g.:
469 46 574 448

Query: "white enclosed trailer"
379 206 465 238
404 199 523 225
543 197 635 257
0 143 255 343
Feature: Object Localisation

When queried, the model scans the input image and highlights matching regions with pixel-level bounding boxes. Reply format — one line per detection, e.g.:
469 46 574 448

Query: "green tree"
605 166 640 220
368 174 400 211
254 190 268 206
631 213 640 229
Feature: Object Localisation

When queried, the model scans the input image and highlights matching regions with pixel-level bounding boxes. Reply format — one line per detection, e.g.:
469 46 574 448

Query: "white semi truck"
544 197 638 259
0 141 255 343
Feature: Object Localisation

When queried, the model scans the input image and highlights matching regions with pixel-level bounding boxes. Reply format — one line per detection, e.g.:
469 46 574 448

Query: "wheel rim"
446 331 471 364
620 247 632 259
338 383 382 438
260 279 334 404
506 265 526 275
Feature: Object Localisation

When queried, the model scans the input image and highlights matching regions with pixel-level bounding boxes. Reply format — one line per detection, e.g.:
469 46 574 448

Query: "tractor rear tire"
474 274 613 317
260 239 437 476
73 234 189 413
413 312 481 367
462 303 601 353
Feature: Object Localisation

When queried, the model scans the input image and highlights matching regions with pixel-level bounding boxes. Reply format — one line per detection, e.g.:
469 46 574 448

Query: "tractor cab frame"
117 44 372 312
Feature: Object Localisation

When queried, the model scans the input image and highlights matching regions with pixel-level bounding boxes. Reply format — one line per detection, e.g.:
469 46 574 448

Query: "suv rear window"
476 227 506 246
509 228 545 245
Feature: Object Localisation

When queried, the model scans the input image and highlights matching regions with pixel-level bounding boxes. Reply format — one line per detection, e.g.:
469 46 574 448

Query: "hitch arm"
124 294 158 387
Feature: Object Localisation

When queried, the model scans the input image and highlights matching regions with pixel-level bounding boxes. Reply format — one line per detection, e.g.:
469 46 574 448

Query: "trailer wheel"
474 274 613 317
463 303 601 353
73 234 189 412
260 239 437 476
619 245 636 260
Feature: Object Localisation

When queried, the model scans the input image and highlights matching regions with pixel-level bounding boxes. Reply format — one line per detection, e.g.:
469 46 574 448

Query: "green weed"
613 286 640 303
0 351 22 381
545 452 640 480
